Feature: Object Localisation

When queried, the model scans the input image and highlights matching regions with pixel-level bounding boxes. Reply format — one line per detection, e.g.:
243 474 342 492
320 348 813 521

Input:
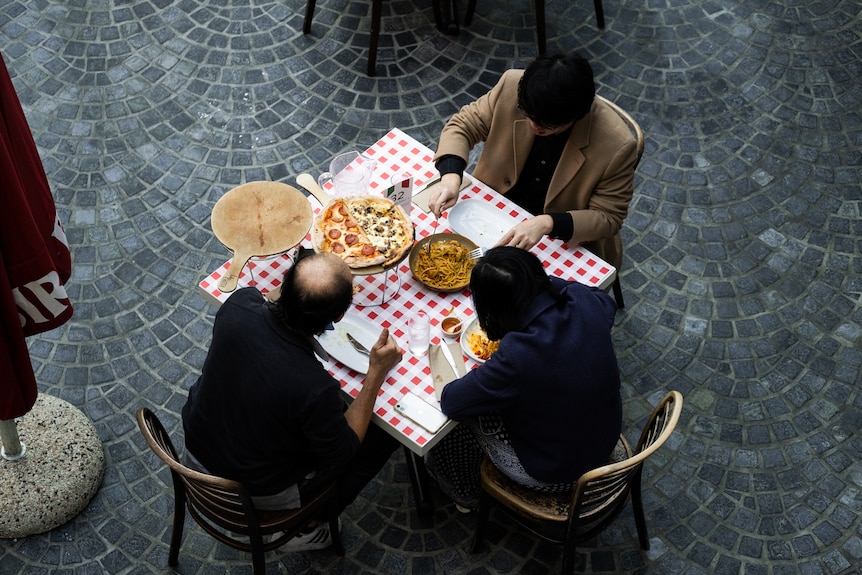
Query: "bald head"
294 252 352 295
277 251 354 336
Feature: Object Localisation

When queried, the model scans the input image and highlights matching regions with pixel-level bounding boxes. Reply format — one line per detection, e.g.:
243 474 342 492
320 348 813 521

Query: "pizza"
312 196 414 268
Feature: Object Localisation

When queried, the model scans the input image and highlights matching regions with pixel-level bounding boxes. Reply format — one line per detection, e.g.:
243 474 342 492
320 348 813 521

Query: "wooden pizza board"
211 181 312 292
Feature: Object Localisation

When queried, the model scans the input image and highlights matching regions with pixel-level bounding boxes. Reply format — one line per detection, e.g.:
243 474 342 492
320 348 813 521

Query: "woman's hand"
427 173 463 218
496 215 554 251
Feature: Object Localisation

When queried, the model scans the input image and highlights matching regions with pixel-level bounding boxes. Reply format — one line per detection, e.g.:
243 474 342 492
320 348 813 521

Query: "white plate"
448 199 519 246
315 314 379 374
460 317 495 364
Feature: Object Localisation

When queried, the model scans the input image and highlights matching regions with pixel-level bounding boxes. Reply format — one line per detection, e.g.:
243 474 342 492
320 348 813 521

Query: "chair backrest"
136 408 256 536
571 391 682 521
596 94 645 169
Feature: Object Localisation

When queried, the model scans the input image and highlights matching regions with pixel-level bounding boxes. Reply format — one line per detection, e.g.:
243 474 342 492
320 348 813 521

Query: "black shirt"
182 288 360 496
436 126 575 240
505 127 572 216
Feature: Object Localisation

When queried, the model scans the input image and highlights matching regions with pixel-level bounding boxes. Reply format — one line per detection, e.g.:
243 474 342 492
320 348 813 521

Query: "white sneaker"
280 519 340 552
454 503 473 514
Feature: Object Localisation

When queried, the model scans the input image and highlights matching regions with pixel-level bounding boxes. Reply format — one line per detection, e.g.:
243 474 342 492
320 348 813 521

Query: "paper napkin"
412 176 472 213
429 342 467 400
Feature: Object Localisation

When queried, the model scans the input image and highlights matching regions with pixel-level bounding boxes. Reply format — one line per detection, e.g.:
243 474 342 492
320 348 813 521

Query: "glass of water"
408 311 430 356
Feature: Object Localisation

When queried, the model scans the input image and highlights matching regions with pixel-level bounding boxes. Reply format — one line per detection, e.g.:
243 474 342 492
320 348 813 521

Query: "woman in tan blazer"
428 54 639 271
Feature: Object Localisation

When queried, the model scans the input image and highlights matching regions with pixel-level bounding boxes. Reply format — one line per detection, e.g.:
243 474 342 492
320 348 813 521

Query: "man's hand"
347 328 402 441
496 215 554 251
368 328 402 378
427 173 462 218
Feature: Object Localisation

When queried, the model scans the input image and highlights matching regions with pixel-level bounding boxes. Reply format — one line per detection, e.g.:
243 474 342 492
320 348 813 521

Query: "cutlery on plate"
467 247 488 261
346 333 371 356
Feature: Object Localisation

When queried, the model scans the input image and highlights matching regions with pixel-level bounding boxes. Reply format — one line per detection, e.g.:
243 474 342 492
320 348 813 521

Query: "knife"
415 177 441 196
439 342 461 377
346 333 370 356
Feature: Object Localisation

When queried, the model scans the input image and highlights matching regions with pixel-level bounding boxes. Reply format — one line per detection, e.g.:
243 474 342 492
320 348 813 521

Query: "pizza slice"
344 197 414 267
312 199 387 268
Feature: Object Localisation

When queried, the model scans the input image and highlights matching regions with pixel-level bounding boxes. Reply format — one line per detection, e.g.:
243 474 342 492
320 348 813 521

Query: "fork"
466 247 488 261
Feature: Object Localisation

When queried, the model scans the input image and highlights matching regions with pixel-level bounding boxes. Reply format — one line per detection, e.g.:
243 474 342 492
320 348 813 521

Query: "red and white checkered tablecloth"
198 128 616 455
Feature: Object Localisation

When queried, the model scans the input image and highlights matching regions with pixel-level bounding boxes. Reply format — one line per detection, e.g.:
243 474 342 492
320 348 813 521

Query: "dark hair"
517 53 595 128
469 247 564 341
271 248 353 337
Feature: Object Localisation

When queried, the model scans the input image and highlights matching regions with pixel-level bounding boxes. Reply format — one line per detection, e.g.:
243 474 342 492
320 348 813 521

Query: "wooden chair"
596 94 645 310
136 408 344 574
462 0 606 54
471 391 683 575
303 0 378 76
305 0 443 76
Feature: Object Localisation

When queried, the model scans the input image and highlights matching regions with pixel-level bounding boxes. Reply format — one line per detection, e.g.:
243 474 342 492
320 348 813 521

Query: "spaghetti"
412 239 475 290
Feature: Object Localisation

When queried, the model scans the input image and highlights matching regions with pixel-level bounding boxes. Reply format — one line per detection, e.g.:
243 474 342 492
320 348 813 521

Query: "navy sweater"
441 278 622 483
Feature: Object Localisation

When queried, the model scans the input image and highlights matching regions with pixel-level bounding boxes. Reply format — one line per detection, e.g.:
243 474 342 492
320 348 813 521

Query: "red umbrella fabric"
0 53 73 421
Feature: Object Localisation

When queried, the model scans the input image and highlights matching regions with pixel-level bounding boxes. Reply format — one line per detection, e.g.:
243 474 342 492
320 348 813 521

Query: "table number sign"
387 174 413 209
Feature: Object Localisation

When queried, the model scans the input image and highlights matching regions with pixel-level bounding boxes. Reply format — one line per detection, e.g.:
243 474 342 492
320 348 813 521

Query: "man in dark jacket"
182 250 402 550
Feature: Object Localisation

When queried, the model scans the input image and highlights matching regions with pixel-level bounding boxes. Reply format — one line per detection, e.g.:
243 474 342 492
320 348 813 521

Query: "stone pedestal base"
0 395 105 538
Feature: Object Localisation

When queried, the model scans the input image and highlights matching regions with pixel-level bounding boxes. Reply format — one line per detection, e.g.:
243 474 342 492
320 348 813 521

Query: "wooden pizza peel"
211 181 313 293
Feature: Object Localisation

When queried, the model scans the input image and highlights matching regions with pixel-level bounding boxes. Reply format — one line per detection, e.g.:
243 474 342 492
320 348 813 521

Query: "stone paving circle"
0 0 860 574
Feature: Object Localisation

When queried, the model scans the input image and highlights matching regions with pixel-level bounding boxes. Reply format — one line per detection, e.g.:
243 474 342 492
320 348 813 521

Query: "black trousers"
301 423 399 513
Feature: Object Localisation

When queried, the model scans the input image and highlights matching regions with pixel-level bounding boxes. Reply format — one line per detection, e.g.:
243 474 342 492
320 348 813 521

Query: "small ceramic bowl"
441 316 464 339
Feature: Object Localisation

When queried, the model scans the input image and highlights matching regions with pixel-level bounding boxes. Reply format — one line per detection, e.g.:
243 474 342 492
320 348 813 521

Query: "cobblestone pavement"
1 0 861 573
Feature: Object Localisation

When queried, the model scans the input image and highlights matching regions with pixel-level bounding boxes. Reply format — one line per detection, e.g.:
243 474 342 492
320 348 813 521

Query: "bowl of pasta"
409 233 478 292
460 317 500 363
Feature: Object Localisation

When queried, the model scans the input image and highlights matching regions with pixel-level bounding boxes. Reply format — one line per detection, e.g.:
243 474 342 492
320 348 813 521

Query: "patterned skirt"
424 414 577 510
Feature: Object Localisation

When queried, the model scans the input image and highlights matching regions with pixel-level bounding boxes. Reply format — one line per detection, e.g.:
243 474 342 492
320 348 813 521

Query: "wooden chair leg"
631 469 650 549
328 499 345 556
612 276 624 309
464 0 477 26
445 0 460 35
471 490 492 552
535 0 546 54
367 0 382 76
563 545 577 575
303 0 316 34
250 532 266 575
432 0 445 31
168 474 186 567
594 0 605 28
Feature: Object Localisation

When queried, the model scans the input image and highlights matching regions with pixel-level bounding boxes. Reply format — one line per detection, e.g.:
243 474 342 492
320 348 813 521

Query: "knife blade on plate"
346 333 370 356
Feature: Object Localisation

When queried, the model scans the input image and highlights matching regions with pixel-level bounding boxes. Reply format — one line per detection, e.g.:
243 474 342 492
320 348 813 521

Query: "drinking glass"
408 312 430 356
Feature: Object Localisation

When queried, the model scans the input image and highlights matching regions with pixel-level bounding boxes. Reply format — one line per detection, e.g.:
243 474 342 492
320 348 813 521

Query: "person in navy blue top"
428 247 621 510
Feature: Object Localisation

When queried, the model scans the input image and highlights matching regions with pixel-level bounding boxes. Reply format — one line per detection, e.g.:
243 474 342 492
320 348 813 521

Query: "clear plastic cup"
408 311 430 356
